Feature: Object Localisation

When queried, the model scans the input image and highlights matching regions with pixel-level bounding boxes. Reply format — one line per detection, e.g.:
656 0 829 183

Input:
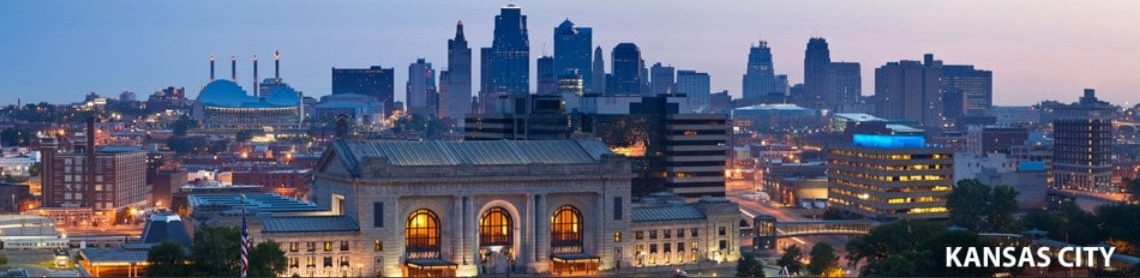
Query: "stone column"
520 194 534 267
595 192 606 268
465 196 476 265
529 194 549 273
453 196 464 264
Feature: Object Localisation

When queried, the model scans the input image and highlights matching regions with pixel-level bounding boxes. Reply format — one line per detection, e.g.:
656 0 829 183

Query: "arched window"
405 209 440 259
480 207 512 246
551 205 583 253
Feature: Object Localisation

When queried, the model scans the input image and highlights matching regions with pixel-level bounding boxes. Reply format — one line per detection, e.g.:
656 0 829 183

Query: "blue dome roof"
263 84 301 106
197 80 256 107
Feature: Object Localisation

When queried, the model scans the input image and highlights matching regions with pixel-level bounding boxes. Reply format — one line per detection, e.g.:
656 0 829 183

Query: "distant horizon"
1 0 1138 107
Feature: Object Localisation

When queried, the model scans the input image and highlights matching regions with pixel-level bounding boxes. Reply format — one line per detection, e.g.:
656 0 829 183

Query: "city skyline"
2 1 1139 107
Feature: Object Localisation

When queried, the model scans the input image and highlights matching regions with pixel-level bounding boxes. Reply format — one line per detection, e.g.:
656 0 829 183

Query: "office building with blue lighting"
826 123 953 220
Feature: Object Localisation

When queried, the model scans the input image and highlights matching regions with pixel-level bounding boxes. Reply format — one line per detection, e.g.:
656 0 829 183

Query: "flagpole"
241 194 249 278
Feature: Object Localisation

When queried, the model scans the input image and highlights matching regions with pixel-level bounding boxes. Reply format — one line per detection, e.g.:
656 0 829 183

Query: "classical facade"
190 139 740 277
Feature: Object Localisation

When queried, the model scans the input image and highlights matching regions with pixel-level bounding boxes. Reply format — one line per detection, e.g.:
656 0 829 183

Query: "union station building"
193 139 740 277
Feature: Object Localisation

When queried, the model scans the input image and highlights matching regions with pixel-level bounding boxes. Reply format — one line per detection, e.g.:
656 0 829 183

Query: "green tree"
1021 202 1102 245
248 240 288 277
189 226 241 277
776 245 804 275
736 253 765 277
946 179 990 231
807 243 838 275
171 116 198 136
845 220 944 268
0 253 8 266
146 241 188 277
946 179 1021 232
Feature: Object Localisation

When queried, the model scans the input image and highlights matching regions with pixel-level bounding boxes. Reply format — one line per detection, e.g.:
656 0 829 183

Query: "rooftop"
260 216 360 233
330 139 613 168
187 193 318 212
630 205 705 222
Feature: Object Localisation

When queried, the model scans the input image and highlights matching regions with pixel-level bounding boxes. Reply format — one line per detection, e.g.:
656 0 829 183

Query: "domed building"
193 58 303 130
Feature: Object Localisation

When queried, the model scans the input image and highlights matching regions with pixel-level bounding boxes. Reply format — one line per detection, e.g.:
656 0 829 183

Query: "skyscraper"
536 56 556 95
484 4 530 97
649 62 675 96
1053 89 1114 192
407 58 438 117
332 66 394 116
803 38 831 109
742 41 776 102
609 43 644 96
677 70 711 112
827 62 861 112
443 21 472 121
590 47 606 95
874 54 943 128
553 19 592 91
942 64 993 118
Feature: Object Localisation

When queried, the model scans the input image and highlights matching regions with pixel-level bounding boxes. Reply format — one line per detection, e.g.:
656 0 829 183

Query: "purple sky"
1 0 1137 106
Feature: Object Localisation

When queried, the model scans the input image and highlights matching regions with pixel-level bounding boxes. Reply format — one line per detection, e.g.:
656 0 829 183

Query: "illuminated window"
406 209 440 259
614 232 622 242
373 240 383 252
551 205 583 254
324 241 333 252
480 207 512 246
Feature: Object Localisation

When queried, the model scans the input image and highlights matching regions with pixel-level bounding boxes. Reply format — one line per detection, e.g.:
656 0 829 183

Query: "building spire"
209 54 215 80
231 55 238 81
274 50 281 82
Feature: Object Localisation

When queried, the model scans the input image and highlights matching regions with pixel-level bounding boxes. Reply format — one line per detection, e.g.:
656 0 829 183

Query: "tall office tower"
332 66 395 116
803 38 831 109
742 41 776 102
554 19 593 91
650 62 676 96
774 75 790 96
478 47 494 113
536 56 556 95
558 72 585 112
590 47 606 95
677 70 711 112
942 64 993 118
443 21 472 121
827 123 953 219
484 4 530 97
827 62 861 112
609 43 644 96
1053 89 1114 192
874 54 944 128
407 59 438 117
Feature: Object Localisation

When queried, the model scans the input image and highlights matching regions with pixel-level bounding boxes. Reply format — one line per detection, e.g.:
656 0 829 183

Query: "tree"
845 220 944 268
189 226 241 277
776 245 804 275
248 240 288 277
171 116 198 136
807 243 838 275
736 253 765 277
946 179 1020 232
146 241 188 277
1021 202 1101 245
0 253 8 266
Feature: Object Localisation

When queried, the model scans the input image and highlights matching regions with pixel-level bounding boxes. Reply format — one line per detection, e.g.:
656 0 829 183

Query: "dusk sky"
2 0 1138 107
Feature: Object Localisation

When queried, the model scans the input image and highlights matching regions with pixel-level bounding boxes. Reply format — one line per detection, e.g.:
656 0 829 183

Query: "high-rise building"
874 54 944 128
649 62 676 96
332 66 395 116
1052 89 1114 192
553 19 593 91
590 47 606 95
407 58 438 117
39 120 148 227
536 56 556 95
942 64 993 118
827 62 861 112
443 21 472 121
742 41 776 102
803 38 831 109
676 70 710 112
484 4 530 97
827 123 953 219
608 43 644 96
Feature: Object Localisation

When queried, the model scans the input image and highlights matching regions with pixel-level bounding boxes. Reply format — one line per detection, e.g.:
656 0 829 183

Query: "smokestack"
85 116 96 208
253 55 259 96
209 55 215 80
274 50 281 82
231 55 237 81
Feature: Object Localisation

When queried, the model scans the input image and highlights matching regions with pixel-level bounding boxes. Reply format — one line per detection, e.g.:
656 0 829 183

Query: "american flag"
241 194 249 278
